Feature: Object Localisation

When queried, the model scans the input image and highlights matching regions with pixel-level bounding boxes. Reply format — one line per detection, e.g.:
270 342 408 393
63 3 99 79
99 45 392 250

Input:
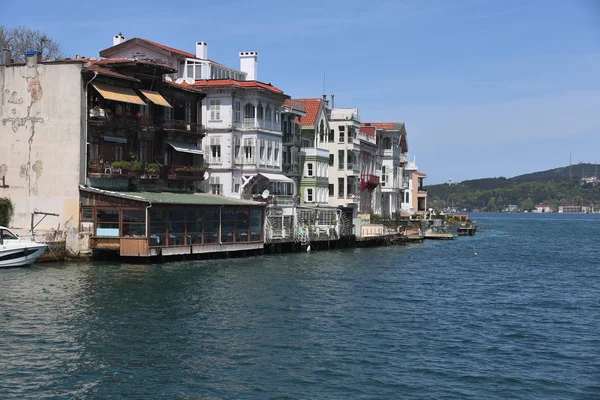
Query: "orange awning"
92 83 146 105
140 90 172 108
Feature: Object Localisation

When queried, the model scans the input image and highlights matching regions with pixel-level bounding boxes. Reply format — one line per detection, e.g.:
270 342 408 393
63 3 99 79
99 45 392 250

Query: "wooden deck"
424 232 458 240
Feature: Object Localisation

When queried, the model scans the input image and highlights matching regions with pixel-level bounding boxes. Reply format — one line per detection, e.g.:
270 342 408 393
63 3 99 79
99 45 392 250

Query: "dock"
424 232 458 240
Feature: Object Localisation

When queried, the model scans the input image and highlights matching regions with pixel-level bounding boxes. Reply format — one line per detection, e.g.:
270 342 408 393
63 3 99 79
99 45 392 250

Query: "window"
244 138 254 163
168 210 185 245
81 207 93 221
164 98 172 120
267 141 272 163
210 176 222 195
221 209 234 243
306 188 313 202
328 184 334 197
233 176 241 194
319 120 325 143
274 143 280 164
382 166 387 187
338 178 344 198
257 104 264 120
306 162 314 177
96 208 119 237
329 154 334 166
348 127 353 143
204 209 219 243
233 100 241 122
338 150 344 170
234 137 241 162
209 137 221 163
121 209 145 237
265 105 272 121
149 209 166 246
339 125 345 143
250 209 263 241
244 103 255 119
186 210 203 245
259 139 265 162
209 100 221 121
329 128 335 142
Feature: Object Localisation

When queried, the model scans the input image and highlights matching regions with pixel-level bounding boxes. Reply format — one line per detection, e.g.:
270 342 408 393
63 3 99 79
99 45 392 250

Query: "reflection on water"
1 214 599 399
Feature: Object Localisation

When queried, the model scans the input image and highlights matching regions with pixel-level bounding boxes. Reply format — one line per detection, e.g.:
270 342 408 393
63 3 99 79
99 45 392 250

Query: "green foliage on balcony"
112 160 143 172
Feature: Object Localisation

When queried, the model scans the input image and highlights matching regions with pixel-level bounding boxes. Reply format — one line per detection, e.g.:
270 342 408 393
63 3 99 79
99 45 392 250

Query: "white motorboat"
0 226 48 268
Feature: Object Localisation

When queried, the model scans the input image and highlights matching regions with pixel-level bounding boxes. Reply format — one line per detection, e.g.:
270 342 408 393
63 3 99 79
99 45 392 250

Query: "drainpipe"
145 201 152 238
83 71 98 185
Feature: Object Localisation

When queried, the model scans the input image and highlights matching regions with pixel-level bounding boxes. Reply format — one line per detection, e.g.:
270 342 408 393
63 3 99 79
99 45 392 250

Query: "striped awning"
140 90 172 108
92 83 146 105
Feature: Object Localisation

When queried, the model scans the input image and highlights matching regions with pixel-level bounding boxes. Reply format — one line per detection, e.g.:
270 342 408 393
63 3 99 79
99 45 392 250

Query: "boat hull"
0 244 48 268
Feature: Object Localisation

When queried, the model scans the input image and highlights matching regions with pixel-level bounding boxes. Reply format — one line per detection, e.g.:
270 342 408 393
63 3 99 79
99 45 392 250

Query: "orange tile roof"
185 79 286 95
292 98 323 127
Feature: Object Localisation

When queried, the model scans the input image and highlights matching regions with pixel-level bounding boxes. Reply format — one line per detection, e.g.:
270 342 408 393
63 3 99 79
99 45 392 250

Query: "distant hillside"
425 163 600 212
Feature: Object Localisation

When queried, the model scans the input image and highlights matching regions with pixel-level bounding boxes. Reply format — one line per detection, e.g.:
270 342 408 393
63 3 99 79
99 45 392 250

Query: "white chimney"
196 42 208 59
239 51 258 81
113 32 125 46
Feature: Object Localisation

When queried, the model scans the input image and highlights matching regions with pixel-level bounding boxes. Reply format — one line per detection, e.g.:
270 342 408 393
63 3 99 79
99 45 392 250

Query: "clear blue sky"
3 0 599 184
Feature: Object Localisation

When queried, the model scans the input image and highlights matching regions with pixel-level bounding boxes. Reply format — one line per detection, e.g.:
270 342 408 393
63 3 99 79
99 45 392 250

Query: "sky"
2 0 599 184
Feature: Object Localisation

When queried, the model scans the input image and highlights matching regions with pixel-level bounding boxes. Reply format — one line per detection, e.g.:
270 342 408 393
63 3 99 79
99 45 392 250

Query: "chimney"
2 48 11 65
239 51 258 81
331 94 335 109
113 32 125 46
25 50 41 66
322 94 329 107
196 42 208 59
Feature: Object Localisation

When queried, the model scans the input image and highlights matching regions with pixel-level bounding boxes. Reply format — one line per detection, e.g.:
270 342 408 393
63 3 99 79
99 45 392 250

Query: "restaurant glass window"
221 208 234 243
186 210 203 245
168 210 186 245
149 209 166 246
250 209 263 241
81 207 93 221
96 208 119 237
204 208 219 244
122 209 145 237
235 209 249 242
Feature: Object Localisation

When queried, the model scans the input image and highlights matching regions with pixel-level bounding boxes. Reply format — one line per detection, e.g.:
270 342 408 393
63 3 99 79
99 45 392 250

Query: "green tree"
0 25 63 63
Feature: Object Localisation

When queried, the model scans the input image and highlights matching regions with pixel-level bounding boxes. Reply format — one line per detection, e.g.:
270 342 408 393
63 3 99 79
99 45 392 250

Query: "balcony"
163 120 204 135
282 133 301 146
360 174 380 191
166 165 207 181
283 163 300 175
240 118 280 132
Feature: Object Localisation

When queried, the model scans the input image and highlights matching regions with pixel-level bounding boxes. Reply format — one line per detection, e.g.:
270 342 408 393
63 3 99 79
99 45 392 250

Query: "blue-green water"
1 213 599 399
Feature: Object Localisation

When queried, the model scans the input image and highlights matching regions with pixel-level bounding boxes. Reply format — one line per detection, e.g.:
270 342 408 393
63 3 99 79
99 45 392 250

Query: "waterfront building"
0 50 266 258
327 106 362 209
99 33 247 82
361 122 408 218
400 157 428 215
533 204 554 213
292 98 331 207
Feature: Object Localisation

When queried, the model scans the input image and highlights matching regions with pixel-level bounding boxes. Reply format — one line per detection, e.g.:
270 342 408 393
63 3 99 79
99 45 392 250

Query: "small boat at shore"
0 226 48 268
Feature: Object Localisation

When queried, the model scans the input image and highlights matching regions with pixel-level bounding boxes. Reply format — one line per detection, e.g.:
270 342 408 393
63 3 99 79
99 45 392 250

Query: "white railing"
241 118 280 132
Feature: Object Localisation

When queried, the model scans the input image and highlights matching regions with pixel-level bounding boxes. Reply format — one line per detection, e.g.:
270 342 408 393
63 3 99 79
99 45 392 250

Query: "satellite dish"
261 189 270 199
203 171 210 180
185 77 194 85
164 76 173 82
175 78 184 84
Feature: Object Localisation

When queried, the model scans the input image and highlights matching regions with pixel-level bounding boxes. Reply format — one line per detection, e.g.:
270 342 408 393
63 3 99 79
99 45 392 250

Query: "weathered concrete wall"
0 62 84 255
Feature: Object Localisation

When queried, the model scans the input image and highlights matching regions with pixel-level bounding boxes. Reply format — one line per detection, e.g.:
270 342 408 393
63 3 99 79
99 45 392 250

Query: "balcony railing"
166 165 207 181
360 174 380 191
240 118 280 132
163 120 204 134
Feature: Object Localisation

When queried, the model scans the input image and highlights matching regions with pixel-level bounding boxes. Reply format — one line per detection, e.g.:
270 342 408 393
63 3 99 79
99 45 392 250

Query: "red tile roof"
361 122 396 130
184 79 286 95
100 38 231 68
283 99 306 112
360 126 376 137
292 98 323 127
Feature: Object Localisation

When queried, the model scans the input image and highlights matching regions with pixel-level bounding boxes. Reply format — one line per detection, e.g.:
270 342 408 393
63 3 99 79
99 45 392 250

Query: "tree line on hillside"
426 163 600 212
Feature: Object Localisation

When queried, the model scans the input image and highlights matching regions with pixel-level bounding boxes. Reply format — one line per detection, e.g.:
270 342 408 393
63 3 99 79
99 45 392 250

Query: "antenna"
322 72 326 96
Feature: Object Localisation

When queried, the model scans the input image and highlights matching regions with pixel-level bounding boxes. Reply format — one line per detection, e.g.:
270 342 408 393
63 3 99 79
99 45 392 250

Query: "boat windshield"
0 229 19 241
